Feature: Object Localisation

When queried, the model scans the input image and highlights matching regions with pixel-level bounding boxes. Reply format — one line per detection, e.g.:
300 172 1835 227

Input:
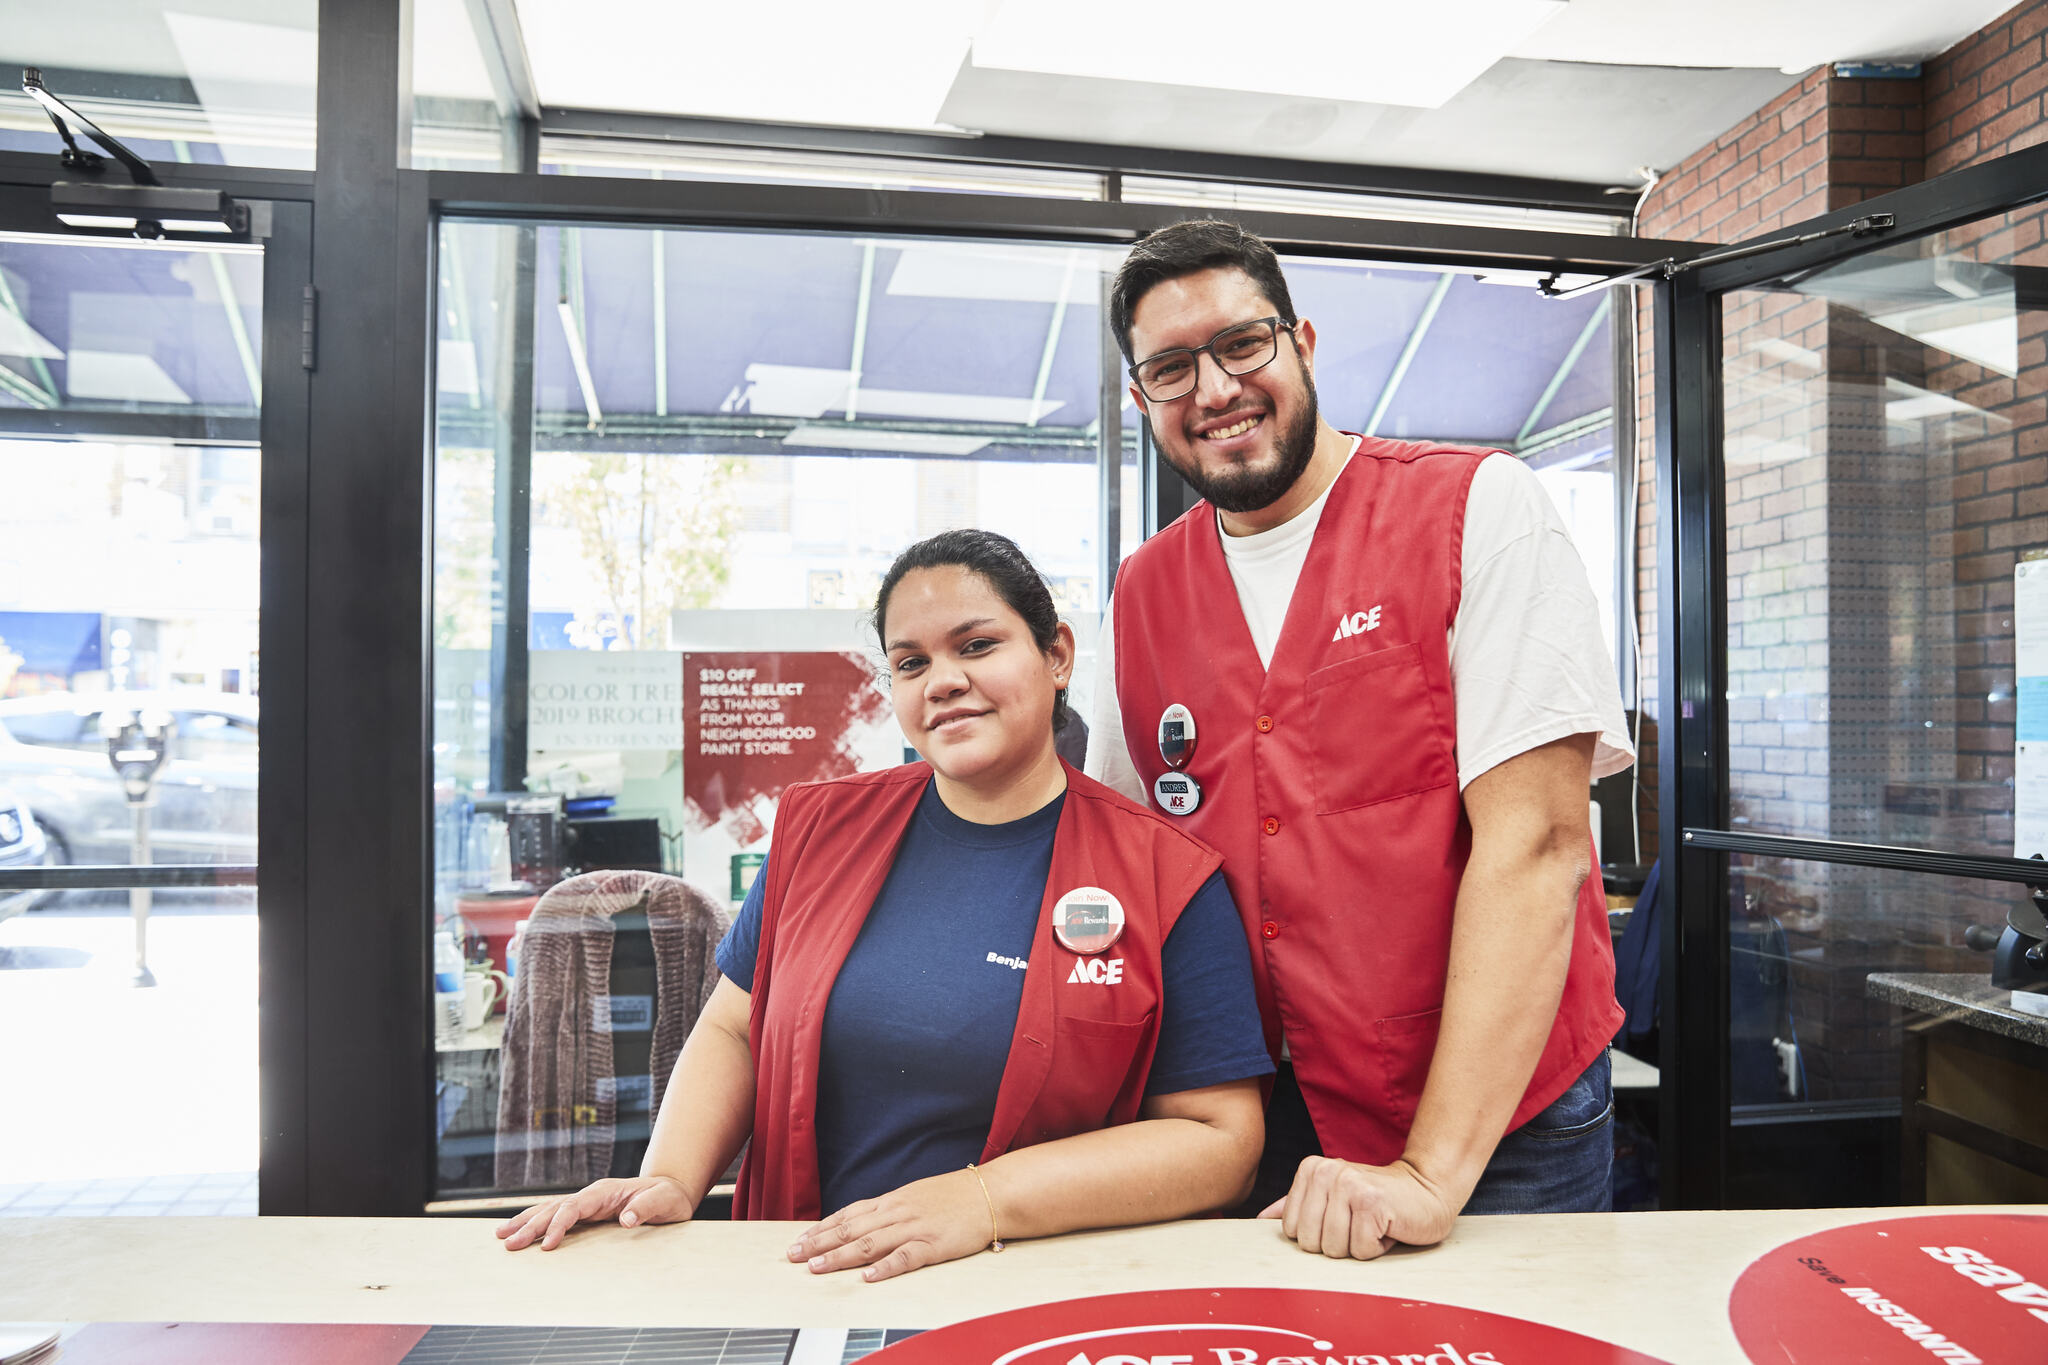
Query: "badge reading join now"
1153 769 1202 816
1055 886 1126 955
1157 702 1197 769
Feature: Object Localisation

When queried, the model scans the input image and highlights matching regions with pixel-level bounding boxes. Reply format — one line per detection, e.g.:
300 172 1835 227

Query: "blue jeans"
1235 1051 1614 1216
1462 1050 1614 1214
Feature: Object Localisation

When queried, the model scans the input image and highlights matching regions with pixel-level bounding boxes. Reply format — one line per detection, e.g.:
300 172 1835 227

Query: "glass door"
1667 155 2048 1208
0 213 279 1218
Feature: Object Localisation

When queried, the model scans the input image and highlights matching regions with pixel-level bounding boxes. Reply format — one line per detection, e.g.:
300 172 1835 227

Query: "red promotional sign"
867 1287 1673 1365
682 650 892 844
1728 1213 2048 1363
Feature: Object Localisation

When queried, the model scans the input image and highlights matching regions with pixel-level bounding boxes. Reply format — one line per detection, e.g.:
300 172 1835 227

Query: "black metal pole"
257 197 313 1215
1654 271 1731 1209
304 0 429 1216
486 126 537 793
1097 269 1123 601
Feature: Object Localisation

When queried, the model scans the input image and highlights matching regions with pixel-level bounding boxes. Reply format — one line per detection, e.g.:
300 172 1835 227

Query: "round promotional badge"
866 1286 1675 1364
1053 886 1126 955
1153 769 1202 816
1157 703 1198 770
1728 1212 2048 1363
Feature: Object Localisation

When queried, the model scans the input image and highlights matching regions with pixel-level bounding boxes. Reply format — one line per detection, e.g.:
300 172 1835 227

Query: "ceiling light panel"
972 0 1565 108
518 0 985 129
0 311 62 360
735 364 1063 424
782 425 991 456
885 244 1117 304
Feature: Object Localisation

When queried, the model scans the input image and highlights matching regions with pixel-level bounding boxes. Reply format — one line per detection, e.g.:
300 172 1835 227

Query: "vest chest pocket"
1025 1014 1154 1145
1303 642 1457 813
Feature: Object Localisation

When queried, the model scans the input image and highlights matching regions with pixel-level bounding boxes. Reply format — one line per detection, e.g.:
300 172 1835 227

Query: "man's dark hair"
1109 219 1298 363
872 528 1072 733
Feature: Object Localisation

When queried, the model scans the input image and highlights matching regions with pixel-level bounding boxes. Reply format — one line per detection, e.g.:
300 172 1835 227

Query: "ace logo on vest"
1067 956 1126 985
1331 604 1384 641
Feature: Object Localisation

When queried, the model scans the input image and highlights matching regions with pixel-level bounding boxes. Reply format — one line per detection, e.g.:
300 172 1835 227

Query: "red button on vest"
1262 816 1279 835
1261 921 1279 939
1256 715 1274 733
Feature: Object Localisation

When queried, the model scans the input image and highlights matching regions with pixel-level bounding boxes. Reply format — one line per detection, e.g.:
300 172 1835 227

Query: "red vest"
1113 437 1623 1167
736 761 1222 1220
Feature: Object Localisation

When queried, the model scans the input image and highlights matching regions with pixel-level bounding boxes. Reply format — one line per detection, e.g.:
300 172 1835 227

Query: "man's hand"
496 1174 696 1251
1258 1156 1459 1259
786 1168 995 1282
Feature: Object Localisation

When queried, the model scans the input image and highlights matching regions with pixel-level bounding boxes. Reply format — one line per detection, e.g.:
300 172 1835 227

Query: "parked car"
0 785 51 923
0 691 257 867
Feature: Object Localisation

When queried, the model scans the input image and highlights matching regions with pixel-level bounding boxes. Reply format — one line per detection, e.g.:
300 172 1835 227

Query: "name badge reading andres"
1157 703 1198 770
1054 886 1126 955
1153 770 1202 817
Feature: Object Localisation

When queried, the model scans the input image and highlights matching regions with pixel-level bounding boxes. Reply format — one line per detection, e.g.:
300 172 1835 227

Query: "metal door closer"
1966 872 2048 1017
102 704 173 987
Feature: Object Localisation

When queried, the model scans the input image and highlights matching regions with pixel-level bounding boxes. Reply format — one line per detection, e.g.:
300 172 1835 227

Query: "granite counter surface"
1867 971 2048 1047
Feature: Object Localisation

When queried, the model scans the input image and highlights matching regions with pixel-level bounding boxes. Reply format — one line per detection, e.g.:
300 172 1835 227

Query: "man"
1087 220 1632 1258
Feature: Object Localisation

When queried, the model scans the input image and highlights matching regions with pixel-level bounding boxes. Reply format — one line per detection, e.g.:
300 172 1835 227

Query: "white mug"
463 968 508 1030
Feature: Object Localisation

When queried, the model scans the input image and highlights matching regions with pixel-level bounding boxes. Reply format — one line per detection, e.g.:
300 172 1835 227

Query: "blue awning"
0 611 103 677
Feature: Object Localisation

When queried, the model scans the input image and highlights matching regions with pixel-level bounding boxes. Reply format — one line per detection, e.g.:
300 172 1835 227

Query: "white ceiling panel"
974 0 1566 109
514 0 987 129
939 58 1802 185
1512 0 2020 71
503 0 2003 187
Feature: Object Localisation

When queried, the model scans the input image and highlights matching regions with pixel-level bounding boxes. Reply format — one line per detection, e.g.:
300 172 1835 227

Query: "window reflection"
0 5 317 170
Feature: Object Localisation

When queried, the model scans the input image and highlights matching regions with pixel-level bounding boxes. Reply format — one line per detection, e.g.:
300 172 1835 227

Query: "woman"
498 529 1272 1281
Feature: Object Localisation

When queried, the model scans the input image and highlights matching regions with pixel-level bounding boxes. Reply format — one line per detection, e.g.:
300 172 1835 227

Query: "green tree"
534 451 746 648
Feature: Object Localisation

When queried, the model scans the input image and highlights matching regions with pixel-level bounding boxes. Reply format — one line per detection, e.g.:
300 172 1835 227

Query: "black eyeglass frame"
1128 315 1299 402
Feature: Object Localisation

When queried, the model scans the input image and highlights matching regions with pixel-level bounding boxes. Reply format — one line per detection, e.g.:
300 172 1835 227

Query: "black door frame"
1656 139 2048 1210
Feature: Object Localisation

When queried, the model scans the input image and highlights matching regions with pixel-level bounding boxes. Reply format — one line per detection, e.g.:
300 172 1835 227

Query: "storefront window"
430 222 1117 1197
1280 256 1620 661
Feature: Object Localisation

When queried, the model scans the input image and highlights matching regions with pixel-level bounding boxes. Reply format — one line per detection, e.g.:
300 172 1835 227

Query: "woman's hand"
496 1174 696 1251
786 1168 996 1282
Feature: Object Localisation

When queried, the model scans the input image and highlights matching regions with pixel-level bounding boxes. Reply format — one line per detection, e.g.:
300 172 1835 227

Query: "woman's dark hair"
1109 218 1298 362
872 528 1071 733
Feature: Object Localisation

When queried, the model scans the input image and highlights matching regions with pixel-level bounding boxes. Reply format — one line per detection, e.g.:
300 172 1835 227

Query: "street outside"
0 890 257 1210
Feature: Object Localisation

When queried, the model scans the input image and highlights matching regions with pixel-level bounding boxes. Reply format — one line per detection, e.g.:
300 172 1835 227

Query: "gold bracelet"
965 1162 1005 1252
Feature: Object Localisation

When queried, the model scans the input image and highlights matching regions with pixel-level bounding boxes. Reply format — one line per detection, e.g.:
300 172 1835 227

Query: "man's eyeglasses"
1129 316 1296 403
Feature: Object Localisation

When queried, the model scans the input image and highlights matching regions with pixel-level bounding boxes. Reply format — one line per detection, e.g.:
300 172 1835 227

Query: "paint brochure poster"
681 650 900 901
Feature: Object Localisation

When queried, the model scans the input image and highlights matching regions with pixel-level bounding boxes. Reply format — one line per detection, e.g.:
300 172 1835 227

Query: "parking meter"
105 708 174 800
101 705 173 986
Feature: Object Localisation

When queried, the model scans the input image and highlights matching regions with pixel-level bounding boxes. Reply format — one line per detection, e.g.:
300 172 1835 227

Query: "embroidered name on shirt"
1331 605 1384 641
1067 957 1125 985
985 951 1028 971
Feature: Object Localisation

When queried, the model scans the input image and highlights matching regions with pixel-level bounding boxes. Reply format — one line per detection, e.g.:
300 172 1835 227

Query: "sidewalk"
0 895 258 1215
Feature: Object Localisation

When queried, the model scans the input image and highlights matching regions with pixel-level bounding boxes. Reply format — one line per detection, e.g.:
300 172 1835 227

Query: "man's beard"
1160 365 1319 514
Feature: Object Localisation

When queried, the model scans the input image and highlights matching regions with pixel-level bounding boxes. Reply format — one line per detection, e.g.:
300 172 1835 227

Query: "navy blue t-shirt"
716 780 1272 1215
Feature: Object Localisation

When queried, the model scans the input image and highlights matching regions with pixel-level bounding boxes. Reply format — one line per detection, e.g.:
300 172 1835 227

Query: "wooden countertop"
2 1207 2039 1362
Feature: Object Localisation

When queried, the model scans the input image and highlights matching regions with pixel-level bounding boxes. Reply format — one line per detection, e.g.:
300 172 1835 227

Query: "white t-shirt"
1086 448 1634 802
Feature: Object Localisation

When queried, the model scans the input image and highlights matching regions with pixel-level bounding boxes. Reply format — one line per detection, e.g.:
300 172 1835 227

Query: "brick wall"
1627 0 2048 1103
